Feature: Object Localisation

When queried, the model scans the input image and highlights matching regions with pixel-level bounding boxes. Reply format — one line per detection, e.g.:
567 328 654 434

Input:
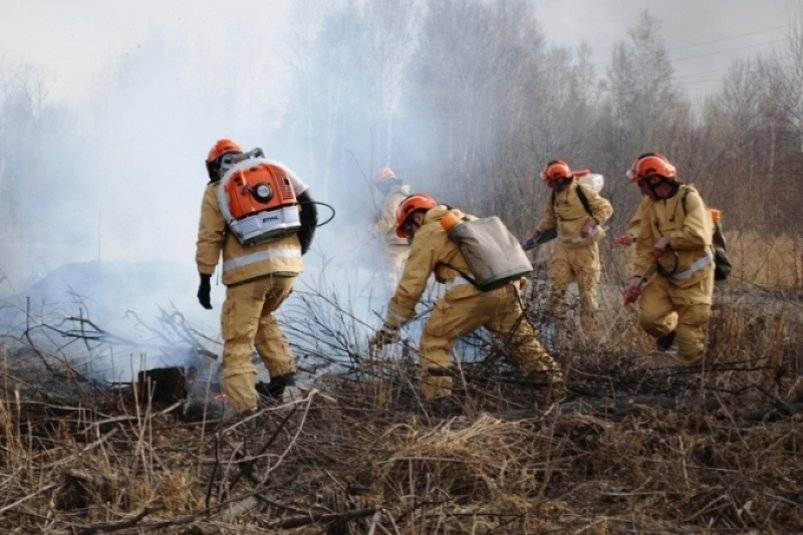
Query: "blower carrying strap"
550 183 593 218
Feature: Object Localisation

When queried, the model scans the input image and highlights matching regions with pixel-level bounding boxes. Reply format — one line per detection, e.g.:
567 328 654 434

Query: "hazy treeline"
0 68 94 284
285 1 803 238
0 1 801 289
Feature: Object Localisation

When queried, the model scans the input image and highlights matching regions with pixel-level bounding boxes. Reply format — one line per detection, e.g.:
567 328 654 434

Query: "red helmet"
207 138 243 163
372 166 397 186
540 160 573 183
626 153 677 183
395 193 437 238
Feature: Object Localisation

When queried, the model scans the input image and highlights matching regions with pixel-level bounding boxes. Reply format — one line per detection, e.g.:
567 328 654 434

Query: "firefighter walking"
622 153 715 366
195 138 317 415
371 194 565 404
525 160 614 325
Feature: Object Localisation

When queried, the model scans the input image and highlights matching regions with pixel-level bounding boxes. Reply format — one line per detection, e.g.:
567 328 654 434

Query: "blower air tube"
295 193 336 255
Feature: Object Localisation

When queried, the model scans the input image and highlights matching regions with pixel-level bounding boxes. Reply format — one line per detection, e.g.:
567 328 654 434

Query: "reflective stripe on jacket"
633 185 714 291
196 183 303 286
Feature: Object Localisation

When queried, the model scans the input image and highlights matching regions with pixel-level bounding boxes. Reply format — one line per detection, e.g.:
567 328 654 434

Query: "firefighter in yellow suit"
623 153 714 366
370 194 565 402
195 138 317 414
525 160 614 322
372 167 411 274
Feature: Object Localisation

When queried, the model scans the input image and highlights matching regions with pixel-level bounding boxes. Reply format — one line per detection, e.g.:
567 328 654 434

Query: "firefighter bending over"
371 194 565 404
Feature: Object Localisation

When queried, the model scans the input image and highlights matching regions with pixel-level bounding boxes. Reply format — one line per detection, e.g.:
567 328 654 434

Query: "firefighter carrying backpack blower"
195 138 318 416
370 194 565 408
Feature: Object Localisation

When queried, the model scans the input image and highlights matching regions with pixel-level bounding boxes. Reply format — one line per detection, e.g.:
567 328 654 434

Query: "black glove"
296 190 318 255
197 273 212 309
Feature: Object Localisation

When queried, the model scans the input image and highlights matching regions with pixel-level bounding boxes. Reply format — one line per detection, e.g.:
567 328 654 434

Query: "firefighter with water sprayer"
524 160 614 328
622 152 720 366
195 138 318 416
371 194 565 407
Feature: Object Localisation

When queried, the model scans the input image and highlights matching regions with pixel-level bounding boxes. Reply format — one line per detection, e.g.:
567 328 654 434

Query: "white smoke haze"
0 0 800 381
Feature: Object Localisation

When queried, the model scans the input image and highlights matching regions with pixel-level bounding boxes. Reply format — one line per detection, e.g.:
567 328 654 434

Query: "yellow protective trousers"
419 283 562 400
221 274 298 412
637 269 714 366
547 241 601 319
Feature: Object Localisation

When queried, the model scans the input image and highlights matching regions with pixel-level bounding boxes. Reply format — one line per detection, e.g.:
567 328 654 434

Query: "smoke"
0 1 430 383
0 1 799 383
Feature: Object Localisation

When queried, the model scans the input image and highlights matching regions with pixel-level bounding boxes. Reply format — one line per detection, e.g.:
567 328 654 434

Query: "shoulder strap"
575 183 593 216
438 261 479 289
550 189 555 208
681 185 691 216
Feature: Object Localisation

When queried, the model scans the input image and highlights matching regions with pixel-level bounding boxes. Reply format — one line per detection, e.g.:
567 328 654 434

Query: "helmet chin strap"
646 177 679 200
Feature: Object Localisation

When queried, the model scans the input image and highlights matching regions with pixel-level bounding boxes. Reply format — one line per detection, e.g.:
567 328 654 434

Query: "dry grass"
0 282 800 533
725 231 802 291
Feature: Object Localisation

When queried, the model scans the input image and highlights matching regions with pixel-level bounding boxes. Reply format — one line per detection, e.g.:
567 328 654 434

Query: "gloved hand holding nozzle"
580 217 599 238
369 324 400 352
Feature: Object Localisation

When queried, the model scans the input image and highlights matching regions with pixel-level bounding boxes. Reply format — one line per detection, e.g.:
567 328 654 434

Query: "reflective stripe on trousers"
671 254 713 282
443 277 472 292
222 248 301 273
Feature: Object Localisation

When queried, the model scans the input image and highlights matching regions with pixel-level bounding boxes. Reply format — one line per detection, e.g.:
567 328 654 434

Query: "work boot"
656 331 677 351
257 373 297 401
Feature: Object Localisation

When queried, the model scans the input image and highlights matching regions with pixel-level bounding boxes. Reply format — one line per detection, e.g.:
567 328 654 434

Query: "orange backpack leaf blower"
218 150 302 246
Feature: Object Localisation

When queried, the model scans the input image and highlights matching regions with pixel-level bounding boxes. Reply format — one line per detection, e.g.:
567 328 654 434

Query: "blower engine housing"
218 157 302 246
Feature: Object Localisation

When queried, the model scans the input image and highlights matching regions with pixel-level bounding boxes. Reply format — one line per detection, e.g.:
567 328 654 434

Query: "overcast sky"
536 0 798 103
1 0 798 106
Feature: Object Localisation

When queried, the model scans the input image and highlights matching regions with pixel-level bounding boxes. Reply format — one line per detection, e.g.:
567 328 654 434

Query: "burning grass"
0 286 801 533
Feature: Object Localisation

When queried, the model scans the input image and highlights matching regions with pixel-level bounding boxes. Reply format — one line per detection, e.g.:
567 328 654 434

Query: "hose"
297 201 336 227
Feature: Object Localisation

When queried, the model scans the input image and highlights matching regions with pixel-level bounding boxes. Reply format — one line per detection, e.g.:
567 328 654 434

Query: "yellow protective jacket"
195 184 303 286
384 205 481 329
374 184 411 246
633 185 714 292
535 181 614 247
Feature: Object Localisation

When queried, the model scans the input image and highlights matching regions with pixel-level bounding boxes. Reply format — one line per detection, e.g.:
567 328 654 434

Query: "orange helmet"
540 160 573 183
626 153 677 183
395 193 437 238
372 166 397 186
207 138 243 163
